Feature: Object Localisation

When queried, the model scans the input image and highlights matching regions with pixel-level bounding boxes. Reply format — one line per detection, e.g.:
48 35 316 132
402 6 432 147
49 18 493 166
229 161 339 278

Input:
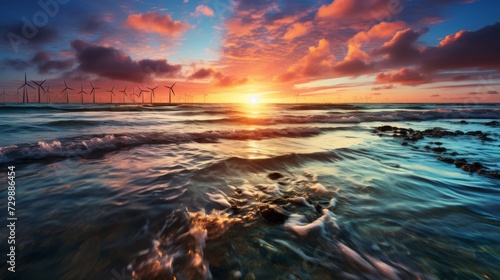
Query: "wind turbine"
137 86 147 103
15 88 21 103
164 82 176 104
77 83 87 103
0 89 7 103
131 87 136 104
89 82 100 103
61 81 74 103
32 79 46 103
295 92 300 103
45 86 54 103
147 86 157 104
19 73 34 103
106 85 116 103
203 91 208 103
119 86 128 103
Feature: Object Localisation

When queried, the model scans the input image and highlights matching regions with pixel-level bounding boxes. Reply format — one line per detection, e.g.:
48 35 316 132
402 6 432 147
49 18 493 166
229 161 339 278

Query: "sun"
249 95 259 104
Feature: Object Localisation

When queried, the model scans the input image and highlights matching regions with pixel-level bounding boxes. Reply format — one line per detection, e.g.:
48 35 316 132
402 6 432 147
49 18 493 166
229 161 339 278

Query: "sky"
0 0 499 103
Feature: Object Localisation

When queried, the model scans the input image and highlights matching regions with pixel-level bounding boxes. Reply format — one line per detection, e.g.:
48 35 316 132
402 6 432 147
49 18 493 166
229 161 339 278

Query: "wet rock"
268 172 284 180
271 198 288 206
450 152 459 156
455 130 465 135
478 169 500 178
479 134 495 142
484 121 500 126
466 131 483 136
314 204 323 213
376 125 395 132
458 120 468 124
462 162 483 173
434 142 443 146
432 147 447 153
454 158 467 168
424 145 431 150
437 156 455 164
259 205 288 224
401 142 408 146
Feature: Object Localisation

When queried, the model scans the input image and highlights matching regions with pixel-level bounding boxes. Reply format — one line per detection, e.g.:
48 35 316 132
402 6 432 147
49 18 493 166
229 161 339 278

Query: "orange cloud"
192 5 214 17
438 30 466 47
188 67 248 87
376 68 431 85
283 21 313 41
277 39 335 82
125 11 190 36
316 0 391 20
345 21 405 62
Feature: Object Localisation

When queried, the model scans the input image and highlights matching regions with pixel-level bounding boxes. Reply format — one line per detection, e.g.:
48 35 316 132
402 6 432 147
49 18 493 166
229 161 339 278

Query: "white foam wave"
285 209 337 237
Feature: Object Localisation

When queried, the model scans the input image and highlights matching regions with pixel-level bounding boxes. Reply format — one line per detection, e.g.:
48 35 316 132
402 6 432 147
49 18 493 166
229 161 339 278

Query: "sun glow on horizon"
249 94 259 104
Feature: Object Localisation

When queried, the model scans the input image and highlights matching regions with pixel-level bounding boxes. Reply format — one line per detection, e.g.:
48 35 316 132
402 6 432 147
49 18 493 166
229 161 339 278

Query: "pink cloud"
192 5 214 17
125 12 190 36
283 21 313 41
188 67 248 87
376 68 431 85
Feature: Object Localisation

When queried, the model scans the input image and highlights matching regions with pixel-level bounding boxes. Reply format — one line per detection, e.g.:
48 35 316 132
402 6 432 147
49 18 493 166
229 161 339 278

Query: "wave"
286 104 364 110
188 108 500 125
0 127 335 164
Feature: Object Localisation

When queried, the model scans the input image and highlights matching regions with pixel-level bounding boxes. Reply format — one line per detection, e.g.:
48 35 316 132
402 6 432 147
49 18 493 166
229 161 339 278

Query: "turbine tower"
106 85 116 103
147 86 157 104
61 81 74 103
45 86 54 103
119 86 128 103
204 91 208 103
164 82 176 104
0 88 7 103
77 83 87 103
137 86 147 103
89 82 100 103
19 73 34 103
32 79 46 103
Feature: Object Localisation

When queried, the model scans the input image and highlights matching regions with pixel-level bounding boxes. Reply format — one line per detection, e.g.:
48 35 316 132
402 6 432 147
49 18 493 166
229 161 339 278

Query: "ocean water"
0 103 499 280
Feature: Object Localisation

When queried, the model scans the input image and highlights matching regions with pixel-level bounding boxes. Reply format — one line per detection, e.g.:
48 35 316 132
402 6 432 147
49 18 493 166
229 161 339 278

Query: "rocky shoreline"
373 122 500 179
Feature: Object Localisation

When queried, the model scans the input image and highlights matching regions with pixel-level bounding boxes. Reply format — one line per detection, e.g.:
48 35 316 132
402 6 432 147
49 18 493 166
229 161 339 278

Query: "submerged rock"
461 162 483 173
259 204 288 224
432 147 447 153
454 158 467 168
484 121 499 126
376 125 395 132
437 156 455 164
268 172 284 180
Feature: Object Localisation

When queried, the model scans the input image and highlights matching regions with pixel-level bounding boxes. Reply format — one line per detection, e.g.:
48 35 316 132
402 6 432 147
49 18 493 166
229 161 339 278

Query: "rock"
450 152 459 156
455 130 465 135
401 142 408 146
315 204 323 213
458 120 468 124
462 162 483 173
259 205 288 224
466 131 483 136
484 121 499 126
454 158 467 168
268 172 284 180
432 147 447 153
479 134 495 142
424 145 431 150
377 125 395 132
434 142 443 145
437 156 455 164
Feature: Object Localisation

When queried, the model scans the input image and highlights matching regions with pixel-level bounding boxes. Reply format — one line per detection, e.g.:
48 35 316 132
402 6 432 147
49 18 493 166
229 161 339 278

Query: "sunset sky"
1 0 499 103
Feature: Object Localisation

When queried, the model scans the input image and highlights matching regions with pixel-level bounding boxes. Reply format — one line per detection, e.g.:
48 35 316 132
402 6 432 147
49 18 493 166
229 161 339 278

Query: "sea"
0 103 499 280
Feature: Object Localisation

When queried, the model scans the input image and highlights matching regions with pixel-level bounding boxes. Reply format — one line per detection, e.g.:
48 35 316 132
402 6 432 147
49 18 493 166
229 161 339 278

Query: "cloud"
30 51 74 74
71 40 181 82
372 84 393 90
1 59 30 70
486 90 498 94
283 21 313 41
376 68 431 85
125 12 190 36
81 15 107 33
421 22 500 71
188 67 248 87
430 94 440 97
277 39 335 82
316 0 398 21
373 28 427 66
333 59 372 76
192 5 214 17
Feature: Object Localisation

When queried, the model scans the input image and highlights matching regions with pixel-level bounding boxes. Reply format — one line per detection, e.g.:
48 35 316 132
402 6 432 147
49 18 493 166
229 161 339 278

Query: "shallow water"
0 103 499 279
